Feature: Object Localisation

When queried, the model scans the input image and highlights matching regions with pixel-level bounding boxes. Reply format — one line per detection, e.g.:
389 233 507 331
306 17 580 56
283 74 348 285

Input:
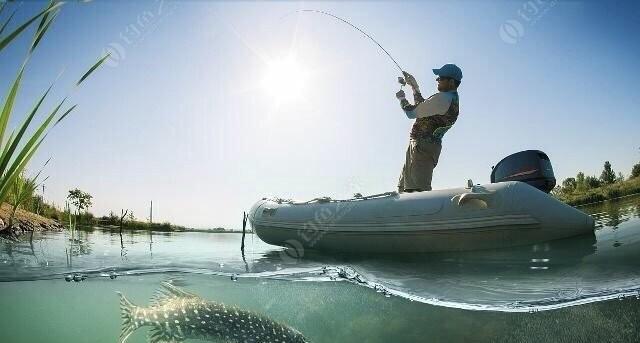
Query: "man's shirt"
400 90 460 143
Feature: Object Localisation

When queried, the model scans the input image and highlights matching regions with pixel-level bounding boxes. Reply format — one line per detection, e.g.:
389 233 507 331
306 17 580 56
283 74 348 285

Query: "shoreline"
573 192 640 208
556 178 640 207
81 225 249 234
0 203 64 239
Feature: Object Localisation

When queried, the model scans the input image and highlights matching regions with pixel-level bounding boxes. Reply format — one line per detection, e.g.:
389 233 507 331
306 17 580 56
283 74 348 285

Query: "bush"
605 187 621 199
561 177 577 193
600 161 616 184
632 163 640 179
585 176 601 189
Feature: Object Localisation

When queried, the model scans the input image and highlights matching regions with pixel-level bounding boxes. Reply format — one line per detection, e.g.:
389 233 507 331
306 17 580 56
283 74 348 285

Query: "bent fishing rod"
293 9 409 87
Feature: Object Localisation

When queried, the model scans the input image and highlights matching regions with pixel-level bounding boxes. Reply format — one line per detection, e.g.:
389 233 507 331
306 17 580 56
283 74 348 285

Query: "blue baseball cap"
432 63 463 81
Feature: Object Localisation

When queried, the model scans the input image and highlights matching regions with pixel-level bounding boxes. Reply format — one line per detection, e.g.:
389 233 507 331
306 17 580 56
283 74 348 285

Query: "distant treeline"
6 183 203 232
95 212 184 232
552 160 640 206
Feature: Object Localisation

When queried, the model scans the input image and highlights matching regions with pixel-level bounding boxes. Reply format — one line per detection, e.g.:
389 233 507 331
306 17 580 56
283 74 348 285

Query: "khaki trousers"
398 139 442 192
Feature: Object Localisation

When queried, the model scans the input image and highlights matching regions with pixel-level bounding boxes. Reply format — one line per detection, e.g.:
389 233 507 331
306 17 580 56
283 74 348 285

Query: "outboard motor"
490 150 556 193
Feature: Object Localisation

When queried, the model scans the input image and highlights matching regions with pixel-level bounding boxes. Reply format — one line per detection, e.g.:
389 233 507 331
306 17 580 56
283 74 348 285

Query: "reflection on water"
584 194 639 230
249 232 610 311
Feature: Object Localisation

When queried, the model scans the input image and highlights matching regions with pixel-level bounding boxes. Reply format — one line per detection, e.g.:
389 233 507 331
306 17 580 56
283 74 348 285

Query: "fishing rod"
294 9 408 87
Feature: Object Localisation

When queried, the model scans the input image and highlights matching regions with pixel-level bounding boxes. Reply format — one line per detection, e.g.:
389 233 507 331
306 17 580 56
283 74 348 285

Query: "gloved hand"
402 71 420 91
396 89 406 100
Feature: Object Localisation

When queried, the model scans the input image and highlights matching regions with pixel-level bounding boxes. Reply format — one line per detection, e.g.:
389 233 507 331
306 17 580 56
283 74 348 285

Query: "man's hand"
396 90 406 100
402 71 420 92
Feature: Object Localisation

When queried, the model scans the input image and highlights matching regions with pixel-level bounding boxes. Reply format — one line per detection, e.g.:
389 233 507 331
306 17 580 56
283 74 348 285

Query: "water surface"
1 195 640 342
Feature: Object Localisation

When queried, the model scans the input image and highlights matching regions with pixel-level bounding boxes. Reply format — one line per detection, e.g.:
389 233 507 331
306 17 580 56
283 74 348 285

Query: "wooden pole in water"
241 212 247 253
149 200 153 243
119 209 128 249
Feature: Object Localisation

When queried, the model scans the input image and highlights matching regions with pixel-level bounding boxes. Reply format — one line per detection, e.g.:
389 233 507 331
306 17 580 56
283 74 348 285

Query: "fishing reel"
398 76 406 88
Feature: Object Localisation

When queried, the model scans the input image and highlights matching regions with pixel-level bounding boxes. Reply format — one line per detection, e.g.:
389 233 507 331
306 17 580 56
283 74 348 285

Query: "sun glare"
261 55 309 104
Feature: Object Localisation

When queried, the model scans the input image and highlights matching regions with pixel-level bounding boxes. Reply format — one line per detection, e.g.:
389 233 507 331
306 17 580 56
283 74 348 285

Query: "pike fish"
117 282 309 343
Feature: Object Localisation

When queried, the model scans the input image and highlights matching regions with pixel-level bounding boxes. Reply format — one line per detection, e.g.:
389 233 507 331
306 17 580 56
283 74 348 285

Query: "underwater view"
1 195 640 342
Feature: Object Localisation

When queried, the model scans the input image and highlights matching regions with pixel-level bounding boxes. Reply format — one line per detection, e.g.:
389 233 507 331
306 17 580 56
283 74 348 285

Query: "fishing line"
292 9 405 73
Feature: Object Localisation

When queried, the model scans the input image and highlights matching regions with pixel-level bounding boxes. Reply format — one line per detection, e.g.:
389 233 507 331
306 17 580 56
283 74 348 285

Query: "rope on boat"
262 191 398 205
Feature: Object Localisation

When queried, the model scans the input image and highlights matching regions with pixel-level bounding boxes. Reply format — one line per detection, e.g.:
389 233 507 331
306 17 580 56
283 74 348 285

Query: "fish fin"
150 281 199 306
117 291 138 343
161 281 199 298
149 288 175 307
148 326 184 343
162 276 189 287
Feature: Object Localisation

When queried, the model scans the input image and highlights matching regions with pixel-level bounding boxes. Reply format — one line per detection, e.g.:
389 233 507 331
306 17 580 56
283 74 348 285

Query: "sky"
1 0 639 229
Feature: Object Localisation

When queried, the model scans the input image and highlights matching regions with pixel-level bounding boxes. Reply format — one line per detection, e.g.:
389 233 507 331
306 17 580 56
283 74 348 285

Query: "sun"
261 55 309 104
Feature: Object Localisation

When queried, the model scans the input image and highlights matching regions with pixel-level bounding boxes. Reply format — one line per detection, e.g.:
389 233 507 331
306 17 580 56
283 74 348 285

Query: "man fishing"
395 63 462 193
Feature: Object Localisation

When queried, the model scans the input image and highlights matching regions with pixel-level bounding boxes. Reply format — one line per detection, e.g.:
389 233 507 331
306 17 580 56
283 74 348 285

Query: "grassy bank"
552 160 640 206
9 196 196 233
0 202 63 238
554 176 640 206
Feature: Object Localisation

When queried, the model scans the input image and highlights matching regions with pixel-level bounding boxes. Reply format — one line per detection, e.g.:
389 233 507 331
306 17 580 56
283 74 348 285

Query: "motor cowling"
490 150 556 193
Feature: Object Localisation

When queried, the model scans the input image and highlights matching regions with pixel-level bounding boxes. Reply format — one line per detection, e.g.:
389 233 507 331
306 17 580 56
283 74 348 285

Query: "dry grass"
0 202 62 233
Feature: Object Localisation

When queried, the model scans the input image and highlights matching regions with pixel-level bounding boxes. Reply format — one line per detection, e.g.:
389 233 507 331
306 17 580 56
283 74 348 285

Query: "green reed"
0 1 109 209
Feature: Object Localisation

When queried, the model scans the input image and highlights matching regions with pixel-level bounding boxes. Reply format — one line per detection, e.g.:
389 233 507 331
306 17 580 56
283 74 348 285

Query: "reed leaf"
54 104 77 126
0 10 16 37
1 130 16 160
77 53 110 86
0 2 62 53
0 99 65 198
30 8 59 54
0 84 54 176
0 2 105 209
36 1 55 34
0 136 45 204
0 65 25 150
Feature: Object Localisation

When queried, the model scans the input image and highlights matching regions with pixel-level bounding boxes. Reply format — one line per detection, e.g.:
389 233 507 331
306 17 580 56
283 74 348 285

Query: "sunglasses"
436 76 453 82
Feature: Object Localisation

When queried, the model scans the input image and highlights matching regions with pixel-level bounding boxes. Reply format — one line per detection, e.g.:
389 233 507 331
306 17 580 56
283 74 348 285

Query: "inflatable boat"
249 150 595 253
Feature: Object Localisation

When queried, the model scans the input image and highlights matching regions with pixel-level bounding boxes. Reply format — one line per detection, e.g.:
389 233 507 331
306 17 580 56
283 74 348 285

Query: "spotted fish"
117 282 309 343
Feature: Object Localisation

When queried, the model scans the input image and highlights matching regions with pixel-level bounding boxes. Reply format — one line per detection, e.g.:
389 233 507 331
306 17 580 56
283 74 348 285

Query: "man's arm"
397 71 426 119
396 90 426 119
413 92 454 118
